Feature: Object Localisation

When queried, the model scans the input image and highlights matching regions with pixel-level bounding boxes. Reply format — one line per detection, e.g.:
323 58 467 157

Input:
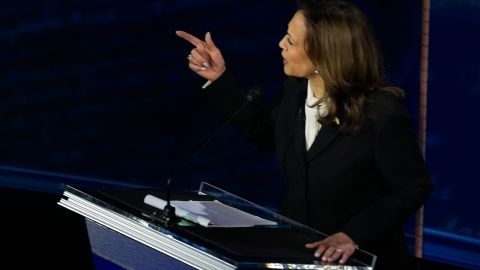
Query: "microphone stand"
153 86 262 228
151 177 176 227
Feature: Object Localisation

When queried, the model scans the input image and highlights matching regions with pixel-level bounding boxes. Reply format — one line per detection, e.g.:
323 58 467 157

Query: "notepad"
144 195 277 228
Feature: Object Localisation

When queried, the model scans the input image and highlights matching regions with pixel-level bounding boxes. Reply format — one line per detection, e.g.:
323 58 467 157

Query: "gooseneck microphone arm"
155 86 263 228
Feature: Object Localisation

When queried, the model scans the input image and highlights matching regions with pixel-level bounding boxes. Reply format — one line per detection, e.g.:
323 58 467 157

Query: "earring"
314 69 319 75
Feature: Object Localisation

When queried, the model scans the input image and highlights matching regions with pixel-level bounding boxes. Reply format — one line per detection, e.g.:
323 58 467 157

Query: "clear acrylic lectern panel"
58 182 377 270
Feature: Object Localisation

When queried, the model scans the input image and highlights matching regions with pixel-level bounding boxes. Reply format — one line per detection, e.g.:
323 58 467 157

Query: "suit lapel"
285 79 341 163
306 123 341 162
294 107 307 165
283 79 308 167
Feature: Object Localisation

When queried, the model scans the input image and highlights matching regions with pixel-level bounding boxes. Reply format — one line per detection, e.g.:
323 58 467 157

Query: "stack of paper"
144 195 277 228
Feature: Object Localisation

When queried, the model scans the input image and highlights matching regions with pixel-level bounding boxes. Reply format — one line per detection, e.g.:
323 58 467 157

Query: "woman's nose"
279 35 286 50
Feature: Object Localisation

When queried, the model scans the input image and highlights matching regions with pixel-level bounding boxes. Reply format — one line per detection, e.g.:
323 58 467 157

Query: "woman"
176 0 433 269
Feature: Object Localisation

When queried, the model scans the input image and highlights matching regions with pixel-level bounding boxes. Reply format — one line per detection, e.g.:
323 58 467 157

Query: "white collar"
306 80 319 107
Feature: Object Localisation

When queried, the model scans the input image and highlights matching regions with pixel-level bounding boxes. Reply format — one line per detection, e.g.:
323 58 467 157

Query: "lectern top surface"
60 183 377 270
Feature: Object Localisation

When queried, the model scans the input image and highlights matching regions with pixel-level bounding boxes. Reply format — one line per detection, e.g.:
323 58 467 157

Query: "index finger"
176 30 205 47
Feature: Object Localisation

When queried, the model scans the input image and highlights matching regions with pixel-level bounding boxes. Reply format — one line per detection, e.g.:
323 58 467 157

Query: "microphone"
153 86 263 228
246 86 262 103
298 106 305 121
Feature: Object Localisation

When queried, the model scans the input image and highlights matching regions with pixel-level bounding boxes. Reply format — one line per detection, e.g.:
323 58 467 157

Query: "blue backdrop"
1 0 479 269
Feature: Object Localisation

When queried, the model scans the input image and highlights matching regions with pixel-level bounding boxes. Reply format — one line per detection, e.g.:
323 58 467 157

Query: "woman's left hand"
305 232 357 264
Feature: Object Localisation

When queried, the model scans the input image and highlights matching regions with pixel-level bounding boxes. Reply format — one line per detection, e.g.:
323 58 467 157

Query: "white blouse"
305 80 329 150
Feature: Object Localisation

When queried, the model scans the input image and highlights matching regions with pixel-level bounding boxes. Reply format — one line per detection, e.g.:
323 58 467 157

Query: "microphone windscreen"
246 86 262 103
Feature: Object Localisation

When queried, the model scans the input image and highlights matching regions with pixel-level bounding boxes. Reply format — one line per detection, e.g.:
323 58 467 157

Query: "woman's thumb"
205 32 216 49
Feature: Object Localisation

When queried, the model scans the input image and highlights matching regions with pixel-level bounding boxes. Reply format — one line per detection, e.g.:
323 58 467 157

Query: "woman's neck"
309 76 326 99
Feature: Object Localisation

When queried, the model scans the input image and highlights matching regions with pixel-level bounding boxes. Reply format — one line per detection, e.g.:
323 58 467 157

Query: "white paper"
144 195 211 227
144 195 277 228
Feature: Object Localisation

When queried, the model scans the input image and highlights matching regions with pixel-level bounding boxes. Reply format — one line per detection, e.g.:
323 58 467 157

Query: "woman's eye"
287 37 293 45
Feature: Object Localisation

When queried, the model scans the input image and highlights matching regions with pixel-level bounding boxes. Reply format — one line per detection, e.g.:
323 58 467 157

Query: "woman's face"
279 11 316 78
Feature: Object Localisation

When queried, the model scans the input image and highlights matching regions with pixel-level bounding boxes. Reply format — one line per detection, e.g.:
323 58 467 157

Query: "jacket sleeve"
340 103 434 247
203 70 279 150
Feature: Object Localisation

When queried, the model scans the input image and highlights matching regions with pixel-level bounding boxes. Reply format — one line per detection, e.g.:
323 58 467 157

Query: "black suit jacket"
206 71 433 269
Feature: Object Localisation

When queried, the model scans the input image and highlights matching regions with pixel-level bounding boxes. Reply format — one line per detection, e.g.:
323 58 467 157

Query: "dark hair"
297 0 403 135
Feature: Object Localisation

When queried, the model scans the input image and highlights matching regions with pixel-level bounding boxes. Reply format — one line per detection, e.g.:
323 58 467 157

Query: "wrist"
203 67 227 89
211 66 226 81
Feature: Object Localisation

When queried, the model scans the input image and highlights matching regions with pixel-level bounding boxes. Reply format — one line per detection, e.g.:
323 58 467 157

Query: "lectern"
58 182 377 269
